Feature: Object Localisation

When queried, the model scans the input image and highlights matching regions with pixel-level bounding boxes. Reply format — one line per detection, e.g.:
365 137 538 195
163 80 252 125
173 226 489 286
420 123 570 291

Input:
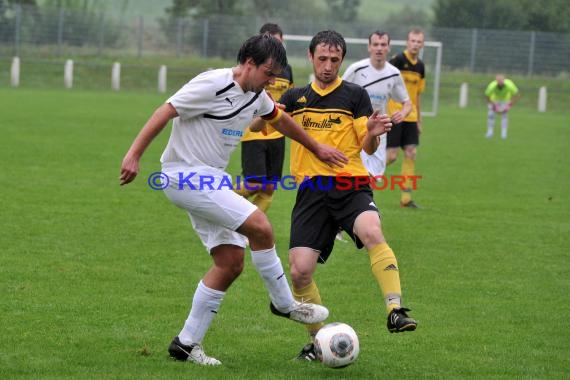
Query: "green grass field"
1 87 569 379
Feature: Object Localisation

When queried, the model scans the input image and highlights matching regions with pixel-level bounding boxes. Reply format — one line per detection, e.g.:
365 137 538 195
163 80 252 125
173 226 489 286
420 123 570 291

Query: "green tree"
164 0 246 18
381 5 431 36
329 0 361 22
433 0 570 33
0 0 39 43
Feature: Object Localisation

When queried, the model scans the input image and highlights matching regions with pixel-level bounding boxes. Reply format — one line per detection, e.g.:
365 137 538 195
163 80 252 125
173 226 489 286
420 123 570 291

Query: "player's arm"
362 110 392 155
391 99 412 124
120 103 178 185
510 91 521 107
268 110 348 168
249 117 266 133
416 93 423 134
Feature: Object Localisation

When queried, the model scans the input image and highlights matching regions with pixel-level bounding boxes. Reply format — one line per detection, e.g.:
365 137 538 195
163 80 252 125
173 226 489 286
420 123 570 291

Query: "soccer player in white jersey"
343 31 412 178
119 34 348 366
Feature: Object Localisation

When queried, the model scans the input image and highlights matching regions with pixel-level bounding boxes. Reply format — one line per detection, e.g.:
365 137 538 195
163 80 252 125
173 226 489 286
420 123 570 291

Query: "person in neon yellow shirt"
485 74 520 139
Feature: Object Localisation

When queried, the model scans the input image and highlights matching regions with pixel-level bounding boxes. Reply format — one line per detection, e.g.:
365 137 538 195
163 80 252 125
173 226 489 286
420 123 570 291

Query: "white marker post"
111 62 121 91
459 83 468 108
11 57 20 87
64 59 74 89
158 65 167 93
538 86 547 113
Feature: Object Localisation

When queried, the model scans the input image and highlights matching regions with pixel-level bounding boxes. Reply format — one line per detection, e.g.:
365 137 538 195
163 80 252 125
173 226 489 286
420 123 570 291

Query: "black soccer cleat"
400 200 421 209
387 307 417 333
296 342 318 361
168 337 221 365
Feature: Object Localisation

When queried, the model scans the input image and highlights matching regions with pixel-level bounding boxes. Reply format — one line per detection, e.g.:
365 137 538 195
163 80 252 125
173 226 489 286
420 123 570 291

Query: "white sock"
487 108 495 135
501 113 508 138
178 280 225 345
250 246 295 311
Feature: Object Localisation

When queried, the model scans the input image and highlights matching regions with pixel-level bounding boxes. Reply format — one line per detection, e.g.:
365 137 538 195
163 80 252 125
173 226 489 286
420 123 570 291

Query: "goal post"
283 34 442 117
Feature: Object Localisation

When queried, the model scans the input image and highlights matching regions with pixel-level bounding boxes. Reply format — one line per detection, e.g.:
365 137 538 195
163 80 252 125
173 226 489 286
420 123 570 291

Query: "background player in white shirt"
119 34 347 366
343 31 411 177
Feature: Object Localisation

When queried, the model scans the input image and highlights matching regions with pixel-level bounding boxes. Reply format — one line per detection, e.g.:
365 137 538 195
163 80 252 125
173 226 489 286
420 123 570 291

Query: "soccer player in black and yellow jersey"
234 23 294 213
388 28 426 208
278 30 418 361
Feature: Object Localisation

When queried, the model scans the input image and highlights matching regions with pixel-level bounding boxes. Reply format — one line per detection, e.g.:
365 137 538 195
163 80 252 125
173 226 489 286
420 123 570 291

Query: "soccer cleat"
400 200 421 209
296 342 317 361
168 337 222 366
387 307 417 333
270 301 329 324
335 230 348 243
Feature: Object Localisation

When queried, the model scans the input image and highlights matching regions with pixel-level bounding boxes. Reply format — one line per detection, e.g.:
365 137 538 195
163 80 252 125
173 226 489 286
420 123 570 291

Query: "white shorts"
162 165 256 252
360 135 387 177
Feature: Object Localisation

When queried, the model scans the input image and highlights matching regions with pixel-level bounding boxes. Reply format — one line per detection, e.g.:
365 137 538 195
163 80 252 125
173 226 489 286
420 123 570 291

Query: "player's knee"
387 151 398 164
289 264 313 289
222 259 245 280
240 210 274 247
262 183 275 195
358 226 385 247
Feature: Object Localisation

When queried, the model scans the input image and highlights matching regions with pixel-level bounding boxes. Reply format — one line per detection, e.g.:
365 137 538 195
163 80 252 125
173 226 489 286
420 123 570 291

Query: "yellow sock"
400 157 415 204
252 192 273 213
293 280 324 337
234 183 250 199
369 243 402 313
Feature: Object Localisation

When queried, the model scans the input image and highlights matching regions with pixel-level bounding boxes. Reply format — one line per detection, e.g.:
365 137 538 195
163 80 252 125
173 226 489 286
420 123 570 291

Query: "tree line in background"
1 0 569 34
161 0 569 33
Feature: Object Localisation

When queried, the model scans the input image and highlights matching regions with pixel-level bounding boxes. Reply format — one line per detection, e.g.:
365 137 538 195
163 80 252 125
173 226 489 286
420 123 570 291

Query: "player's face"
309 43 343 86
368 34 390 65
406 32 424 56
246 58 282 92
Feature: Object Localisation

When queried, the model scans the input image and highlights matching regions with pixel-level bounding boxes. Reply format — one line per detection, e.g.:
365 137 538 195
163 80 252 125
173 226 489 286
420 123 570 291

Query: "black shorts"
387 121 419 149
289 177 380 263
241 137 285 183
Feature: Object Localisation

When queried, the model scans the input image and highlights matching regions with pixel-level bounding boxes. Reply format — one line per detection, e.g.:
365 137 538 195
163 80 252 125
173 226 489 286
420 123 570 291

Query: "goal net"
283 34 442 117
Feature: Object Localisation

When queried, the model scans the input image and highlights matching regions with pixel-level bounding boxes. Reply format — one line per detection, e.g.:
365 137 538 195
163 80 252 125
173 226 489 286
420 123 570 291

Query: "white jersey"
161 68 276 171
343 59 408 113
342 59 409 176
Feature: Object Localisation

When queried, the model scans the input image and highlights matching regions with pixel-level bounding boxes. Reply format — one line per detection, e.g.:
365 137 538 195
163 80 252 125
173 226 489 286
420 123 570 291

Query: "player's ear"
245 57 256 67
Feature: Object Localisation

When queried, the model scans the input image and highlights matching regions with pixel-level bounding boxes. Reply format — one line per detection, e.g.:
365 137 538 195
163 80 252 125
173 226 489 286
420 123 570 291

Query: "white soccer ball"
314 322 359 368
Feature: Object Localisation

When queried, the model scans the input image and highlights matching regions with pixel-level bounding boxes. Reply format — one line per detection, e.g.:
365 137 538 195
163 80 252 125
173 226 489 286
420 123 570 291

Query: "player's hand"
391 111 404 125
367 110 392 137
119 154 140 185
417 120 423 135
492 103 499 113
314 143 348 168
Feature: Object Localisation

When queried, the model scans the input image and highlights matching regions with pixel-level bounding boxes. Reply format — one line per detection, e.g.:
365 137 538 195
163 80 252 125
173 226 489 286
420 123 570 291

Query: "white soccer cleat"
168 337 222 366
335 230 348 243
270 301 329 324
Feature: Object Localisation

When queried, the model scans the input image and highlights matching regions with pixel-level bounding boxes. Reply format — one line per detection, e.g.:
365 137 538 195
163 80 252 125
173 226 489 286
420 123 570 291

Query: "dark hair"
309 30 346 59
236 34 288 69
259 23 283 38
368 30 391 44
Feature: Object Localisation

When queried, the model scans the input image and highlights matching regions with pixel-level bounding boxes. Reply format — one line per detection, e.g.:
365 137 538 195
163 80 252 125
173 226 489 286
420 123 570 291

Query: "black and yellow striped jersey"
388 50 425 122
241 64 294 141
279 76 373 183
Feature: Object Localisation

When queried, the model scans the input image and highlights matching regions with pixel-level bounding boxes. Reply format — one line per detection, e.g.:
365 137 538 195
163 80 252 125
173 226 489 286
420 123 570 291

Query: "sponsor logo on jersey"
302 115 341 130
221 128 243 137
